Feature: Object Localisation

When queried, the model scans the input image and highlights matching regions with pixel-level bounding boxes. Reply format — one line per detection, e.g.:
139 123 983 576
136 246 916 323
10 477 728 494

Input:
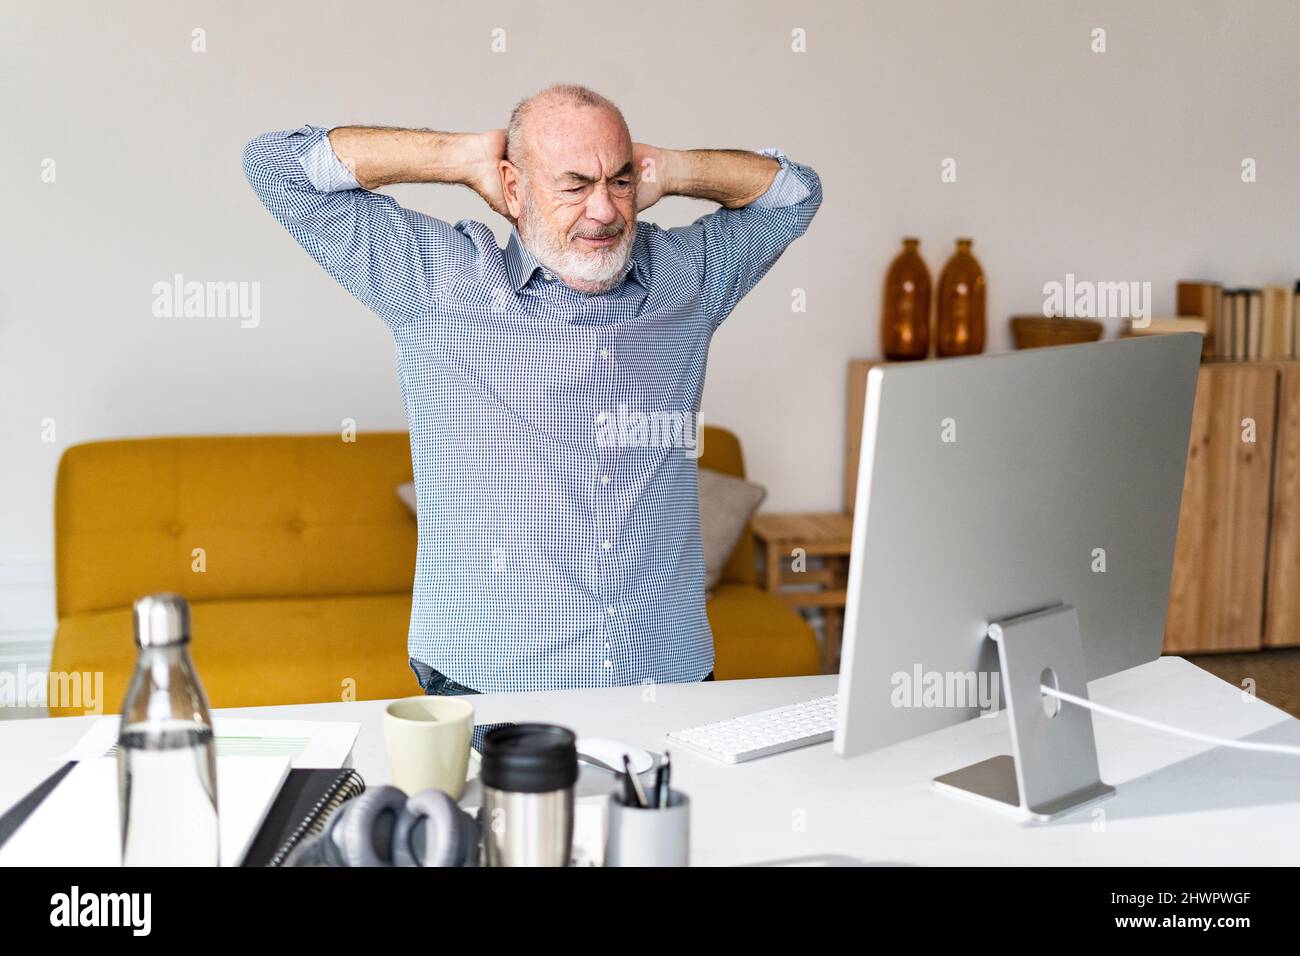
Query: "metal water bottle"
117 593 219 866
479 724 577 866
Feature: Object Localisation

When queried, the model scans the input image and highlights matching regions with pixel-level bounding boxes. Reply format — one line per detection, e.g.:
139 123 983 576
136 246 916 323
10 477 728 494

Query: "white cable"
1040 685 1300 756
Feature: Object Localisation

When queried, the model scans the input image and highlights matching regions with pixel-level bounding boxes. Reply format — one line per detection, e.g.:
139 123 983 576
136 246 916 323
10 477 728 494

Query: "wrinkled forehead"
525 105 632 181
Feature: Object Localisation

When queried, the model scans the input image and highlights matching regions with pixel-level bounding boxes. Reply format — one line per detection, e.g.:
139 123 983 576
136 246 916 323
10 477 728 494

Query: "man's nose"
584 184 618 225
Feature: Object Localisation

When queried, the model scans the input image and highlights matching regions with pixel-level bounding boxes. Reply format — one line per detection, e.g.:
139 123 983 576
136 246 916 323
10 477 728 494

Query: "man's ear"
500 160 523 220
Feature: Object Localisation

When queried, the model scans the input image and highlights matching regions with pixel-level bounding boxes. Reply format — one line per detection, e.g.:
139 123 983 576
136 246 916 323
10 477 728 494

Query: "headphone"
286 785 479 867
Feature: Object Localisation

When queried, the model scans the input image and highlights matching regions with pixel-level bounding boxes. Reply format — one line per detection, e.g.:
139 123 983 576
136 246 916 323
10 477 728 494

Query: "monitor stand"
933 604 1115 822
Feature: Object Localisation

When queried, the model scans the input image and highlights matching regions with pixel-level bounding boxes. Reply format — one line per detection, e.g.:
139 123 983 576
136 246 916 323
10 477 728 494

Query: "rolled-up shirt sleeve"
242 125 472 330
297 126 362 192
667 147 823 329
749 147 815 209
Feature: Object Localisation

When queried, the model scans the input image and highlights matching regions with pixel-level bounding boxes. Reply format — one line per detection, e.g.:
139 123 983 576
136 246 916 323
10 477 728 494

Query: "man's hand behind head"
469 129 512 221
633 143 669 213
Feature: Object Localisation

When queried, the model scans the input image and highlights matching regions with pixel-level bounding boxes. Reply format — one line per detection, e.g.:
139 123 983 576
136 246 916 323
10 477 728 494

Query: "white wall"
2 0 1298 660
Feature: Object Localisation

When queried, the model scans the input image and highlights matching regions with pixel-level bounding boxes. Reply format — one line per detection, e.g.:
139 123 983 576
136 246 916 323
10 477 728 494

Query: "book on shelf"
1244 289 1263 360
1176 281 1221 358
1230 290 1248 360
1261 285 1294 359
1122 316 1208 338
1175 279 1299 362
1214 288 1232 359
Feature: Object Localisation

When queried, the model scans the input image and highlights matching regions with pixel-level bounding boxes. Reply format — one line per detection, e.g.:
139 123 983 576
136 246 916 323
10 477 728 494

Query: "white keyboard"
666 695 839 764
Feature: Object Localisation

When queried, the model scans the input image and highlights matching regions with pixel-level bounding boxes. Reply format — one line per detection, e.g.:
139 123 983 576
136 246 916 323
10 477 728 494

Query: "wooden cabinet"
1265 364 1300 648
1164 364 1277 654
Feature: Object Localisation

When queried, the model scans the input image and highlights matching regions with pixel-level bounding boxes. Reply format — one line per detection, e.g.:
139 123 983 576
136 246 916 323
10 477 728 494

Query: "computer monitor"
833 334 1202 820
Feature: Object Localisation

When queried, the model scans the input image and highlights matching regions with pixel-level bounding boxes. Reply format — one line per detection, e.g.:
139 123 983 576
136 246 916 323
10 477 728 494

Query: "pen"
620 759 637 806
658 751 671 808
624 754 649 808
652 762 665 809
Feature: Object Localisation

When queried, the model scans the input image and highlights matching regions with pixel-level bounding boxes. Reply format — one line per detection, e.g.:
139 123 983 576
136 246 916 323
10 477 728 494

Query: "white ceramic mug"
383 696 475 800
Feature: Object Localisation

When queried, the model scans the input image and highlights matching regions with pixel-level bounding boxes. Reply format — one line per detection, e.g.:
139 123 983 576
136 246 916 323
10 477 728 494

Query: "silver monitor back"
834 334 1202 758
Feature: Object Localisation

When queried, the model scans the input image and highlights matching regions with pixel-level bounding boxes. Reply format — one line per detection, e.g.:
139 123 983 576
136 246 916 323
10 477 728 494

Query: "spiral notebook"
242 768 366 867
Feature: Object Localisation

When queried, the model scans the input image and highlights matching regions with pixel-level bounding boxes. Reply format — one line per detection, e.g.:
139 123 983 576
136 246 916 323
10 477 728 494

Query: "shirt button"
606 606 616 616
601 540 611 551
595 412 607 425
603 660 612 668
600 348 610 360
600 475 610 485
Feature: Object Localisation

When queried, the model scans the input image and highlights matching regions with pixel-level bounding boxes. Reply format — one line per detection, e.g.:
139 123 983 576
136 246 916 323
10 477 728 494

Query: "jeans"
409 658 714 696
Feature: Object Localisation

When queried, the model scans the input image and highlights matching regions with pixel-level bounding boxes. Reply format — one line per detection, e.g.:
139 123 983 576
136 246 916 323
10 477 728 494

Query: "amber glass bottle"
935 238 986 357
881 238 932 360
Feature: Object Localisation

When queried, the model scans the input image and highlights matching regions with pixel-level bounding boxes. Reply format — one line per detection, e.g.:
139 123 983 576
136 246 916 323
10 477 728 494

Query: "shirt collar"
504 226 647 293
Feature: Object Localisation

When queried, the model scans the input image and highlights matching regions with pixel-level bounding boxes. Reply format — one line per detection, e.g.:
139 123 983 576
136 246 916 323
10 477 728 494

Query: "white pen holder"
604 788 690 867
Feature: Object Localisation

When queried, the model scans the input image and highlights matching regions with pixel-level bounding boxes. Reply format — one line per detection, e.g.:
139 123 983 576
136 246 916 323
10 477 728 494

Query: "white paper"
62 716 359 769
0 756 289 867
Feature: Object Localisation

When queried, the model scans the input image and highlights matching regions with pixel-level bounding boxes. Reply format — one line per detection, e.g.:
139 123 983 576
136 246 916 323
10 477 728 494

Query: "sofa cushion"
396 481 418 515
698 467 766 592
696 426 758 586
48 593 415 717
55 434 417 617
706 583 820 680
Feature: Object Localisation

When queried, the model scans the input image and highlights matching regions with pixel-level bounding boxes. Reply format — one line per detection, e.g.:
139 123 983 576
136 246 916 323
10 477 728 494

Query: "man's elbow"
800 164 824 217
242 130 302 192
785 164 823 238
241 134 274 187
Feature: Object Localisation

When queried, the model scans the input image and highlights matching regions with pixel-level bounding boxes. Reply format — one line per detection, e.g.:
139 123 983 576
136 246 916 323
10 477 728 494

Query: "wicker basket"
1010 316 1104 349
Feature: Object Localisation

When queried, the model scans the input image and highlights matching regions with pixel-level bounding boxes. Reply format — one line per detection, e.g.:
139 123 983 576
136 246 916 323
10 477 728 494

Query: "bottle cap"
480 723 578 793
133 593 191 647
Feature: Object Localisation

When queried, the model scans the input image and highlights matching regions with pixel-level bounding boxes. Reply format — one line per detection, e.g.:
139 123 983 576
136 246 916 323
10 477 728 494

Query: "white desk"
3 656 1299 865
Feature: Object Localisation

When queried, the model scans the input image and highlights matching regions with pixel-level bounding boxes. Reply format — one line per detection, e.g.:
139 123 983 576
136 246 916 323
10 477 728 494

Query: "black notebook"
0 763 364 867
242 768 365 866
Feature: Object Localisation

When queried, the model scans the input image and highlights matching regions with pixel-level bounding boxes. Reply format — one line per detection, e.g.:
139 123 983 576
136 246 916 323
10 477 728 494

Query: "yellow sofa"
49 428 818 716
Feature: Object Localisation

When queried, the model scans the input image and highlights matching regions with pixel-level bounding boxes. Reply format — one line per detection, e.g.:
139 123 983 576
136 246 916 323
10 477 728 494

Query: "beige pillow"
396 482 417 516
698 467 766 592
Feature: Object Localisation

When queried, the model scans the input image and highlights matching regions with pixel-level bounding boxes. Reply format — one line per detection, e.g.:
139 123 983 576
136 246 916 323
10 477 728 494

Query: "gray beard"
519 197 635 294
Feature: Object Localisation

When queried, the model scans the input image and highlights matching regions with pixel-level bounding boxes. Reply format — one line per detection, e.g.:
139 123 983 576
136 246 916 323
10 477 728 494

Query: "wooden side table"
750 511 854 673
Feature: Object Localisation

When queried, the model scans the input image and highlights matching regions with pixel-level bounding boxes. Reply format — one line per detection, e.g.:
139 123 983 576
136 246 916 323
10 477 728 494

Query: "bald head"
506 84 630 178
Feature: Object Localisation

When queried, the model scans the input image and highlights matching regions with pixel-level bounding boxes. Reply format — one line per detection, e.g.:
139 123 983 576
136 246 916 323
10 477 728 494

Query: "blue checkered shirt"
242 125 821 693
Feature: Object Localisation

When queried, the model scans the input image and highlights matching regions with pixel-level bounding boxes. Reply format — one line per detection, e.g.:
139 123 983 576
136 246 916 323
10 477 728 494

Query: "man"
243 84 821 697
